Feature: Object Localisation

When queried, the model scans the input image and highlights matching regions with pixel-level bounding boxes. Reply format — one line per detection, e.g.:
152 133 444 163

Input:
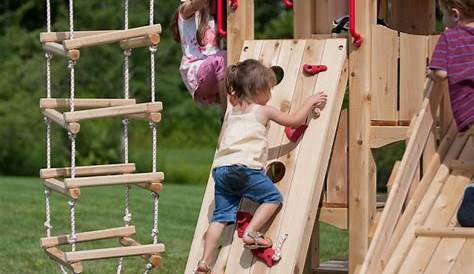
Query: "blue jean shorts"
211 165 283 223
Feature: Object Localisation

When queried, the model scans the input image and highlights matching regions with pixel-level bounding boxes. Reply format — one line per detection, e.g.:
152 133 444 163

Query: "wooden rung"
42 42 80 60
415 226 474 238
64 243 165 262
40 163 136 179
447 160 474 172
43 178 80 199
120 237 162 267
43 109 80 134
135 182 163 193
64 172 164 188
63 25 162 50
63 102 163 122
41 226 136 248
126 112 162 123
370 126 409 148
40 30 121 43
40 98 136 110
120 34 160 49
44 247 83 273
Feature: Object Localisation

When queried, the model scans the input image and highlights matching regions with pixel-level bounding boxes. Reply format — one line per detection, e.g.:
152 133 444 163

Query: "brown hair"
226 59 277 104
439 0 474 19
171 0 217 46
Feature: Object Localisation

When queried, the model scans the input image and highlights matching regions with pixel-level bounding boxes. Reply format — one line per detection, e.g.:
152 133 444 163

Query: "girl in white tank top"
194 59 328 273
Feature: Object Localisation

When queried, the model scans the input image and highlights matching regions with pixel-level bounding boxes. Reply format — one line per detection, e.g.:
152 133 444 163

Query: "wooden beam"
40 30 121 43
227 0 254 64
63 102 162 122
120 237 162 267
126 112 162 123
135 182 163 193
447 160 474 172
64 243 165 262
42 42 80 60
40 163 136 179
319 207 348 230
44 247 83 273
370 126 409 148
120 34 160 49
41 226 136 248
43 178 80 199
64 172 164 188
63 24 162 50
294 0 313 38
415 226 474 238
386 161 401 193
327 109 348 206
43 109 80 134
40 98 136 109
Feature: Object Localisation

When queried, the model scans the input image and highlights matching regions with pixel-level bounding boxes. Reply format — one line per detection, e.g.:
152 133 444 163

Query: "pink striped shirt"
429 26 474 131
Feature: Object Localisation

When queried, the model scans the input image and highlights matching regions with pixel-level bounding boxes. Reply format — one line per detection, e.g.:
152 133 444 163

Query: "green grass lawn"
0 176 347 273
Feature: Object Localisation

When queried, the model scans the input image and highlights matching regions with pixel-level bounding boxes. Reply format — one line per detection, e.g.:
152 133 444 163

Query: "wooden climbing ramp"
185 38 348 274
359 79 474 274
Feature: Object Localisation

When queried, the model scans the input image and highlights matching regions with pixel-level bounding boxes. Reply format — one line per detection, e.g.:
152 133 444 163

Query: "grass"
0 176 347 273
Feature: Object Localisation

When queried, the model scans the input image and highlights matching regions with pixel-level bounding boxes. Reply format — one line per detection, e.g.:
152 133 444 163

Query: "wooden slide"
185 38 348 274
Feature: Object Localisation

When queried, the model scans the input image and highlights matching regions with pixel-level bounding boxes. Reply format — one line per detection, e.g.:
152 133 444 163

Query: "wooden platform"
185 38 348 274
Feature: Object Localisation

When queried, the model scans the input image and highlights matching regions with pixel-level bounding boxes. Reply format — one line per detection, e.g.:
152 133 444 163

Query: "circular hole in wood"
243 46 249 52
271 66 284 85
266 161 286 183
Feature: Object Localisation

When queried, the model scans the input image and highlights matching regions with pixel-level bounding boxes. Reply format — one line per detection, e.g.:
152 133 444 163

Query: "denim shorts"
211 165 283 223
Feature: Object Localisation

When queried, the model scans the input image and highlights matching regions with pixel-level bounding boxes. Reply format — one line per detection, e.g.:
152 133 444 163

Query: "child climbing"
427 0 474 227
193 59 327 273
171 0 227 115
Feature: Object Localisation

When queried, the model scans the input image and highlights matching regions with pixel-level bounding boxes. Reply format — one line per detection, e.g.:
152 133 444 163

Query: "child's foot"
193 260 212 274
242 231 273 250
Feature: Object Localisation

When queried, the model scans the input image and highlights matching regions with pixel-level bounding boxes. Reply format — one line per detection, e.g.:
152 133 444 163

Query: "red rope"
349 0 363 47
217 0 226 37
282 0 293 9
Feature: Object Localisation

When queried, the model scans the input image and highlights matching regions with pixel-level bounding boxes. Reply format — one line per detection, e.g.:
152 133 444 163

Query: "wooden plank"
40 98 136 109
43 178 80 199
120 34 160 49
64 172 164 188
43 109 80 134
63 102 162 122
389 0 436 34
40 163 136 179
63 24 162 50
369 126 409 148
447 160 474 172
294 0 313 38
120 237 162 267
380 124 463 273
327 109 348 206
44 247 83 273
386 161 401 193
227 0 254 64
399 33 428 121
42 42 80 60
448 239 474 274
64 243 165 262
370 25 398 121
40 30 121 43
415 226 474 238
319 207 348 230
126 112 161 123
41 226 136 248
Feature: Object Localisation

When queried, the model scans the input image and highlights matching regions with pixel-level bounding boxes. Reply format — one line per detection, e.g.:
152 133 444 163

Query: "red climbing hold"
229 0 239 10
285 124 308 143
282 0 293 9
236 211 253 238
303 64 328 75
252 247 277 267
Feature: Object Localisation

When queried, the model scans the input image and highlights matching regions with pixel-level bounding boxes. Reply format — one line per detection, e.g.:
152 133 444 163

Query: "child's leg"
201 222 226 264
243 203 280 245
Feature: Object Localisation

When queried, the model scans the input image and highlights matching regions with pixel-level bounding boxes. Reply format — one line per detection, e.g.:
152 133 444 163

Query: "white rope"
143 263 154 274
68 0 74 39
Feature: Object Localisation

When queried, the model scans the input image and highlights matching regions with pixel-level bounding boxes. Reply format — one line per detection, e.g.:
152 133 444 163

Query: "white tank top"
213 105 269 169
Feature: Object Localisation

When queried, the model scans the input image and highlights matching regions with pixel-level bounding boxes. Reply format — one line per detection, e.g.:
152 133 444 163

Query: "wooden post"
312 0 348 35
294 0 314 38
348 0 376 273
227 1 254 64
389 0 436 34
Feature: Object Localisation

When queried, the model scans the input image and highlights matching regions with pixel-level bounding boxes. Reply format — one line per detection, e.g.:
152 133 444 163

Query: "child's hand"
311 92 328 110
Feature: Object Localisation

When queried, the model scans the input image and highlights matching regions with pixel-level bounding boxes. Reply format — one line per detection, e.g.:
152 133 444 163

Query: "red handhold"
252 247 277 267
236 211 253 238
282 0 294 9
303 64 328 75
285 124 308 143
217 0 227 37
229 0 239 10
349 0 363 47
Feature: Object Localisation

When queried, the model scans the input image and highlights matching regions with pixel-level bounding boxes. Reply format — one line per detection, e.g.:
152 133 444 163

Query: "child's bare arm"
180 0 209 19
427 69 448 82
260 92 327 128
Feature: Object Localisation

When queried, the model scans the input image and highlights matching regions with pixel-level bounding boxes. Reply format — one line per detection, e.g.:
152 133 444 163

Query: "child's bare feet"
242 231 273 250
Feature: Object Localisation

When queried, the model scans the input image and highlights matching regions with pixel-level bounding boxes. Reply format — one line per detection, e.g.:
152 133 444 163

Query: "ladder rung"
63 102 163 122
126 112 161 123
41 226 136 248
42 42 80 60
43 178 80 199
64 172 164 188
63 25 162 50
43 109 80 134
44 247 83 273
120 34 160 49
40 30 121 43
40 163 136 179
120 237 161 267
40 98 136 110
64 243 165 262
